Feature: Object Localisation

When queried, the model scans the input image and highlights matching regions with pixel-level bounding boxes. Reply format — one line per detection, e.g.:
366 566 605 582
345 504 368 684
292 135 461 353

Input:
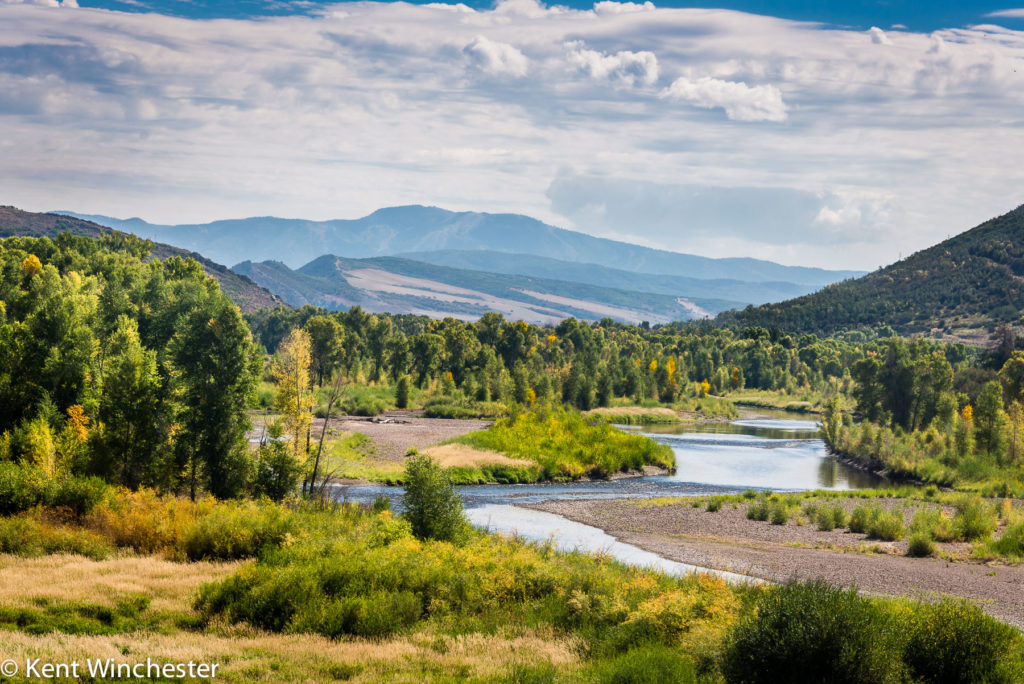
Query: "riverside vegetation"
0 459 1022 683
2 233 1024 679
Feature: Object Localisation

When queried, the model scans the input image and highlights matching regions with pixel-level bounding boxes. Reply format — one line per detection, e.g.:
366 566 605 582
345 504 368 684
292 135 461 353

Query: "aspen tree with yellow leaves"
273 328 314 463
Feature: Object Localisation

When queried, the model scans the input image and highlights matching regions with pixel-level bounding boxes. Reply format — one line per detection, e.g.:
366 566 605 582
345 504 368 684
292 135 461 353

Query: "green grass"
452 404 674 481
322 432 405 483
0 596 167 637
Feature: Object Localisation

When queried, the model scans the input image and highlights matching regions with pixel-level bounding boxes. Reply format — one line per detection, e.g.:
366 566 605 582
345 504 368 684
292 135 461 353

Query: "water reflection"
619 416 882 491
331 413 884 510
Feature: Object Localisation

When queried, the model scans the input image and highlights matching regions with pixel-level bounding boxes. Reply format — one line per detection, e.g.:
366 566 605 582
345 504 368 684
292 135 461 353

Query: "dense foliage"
0 233 260 498
248 306 896 413
455 404 675 480
822 341 1024 496
723 580 1023 684
719 204 1024 338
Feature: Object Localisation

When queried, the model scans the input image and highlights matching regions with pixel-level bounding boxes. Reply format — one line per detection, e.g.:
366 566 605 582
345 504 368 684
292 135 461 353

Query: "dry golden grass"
0 553 579 681
422 444 533 469
585 407 679 419
0 553 239 614
0 623 579 682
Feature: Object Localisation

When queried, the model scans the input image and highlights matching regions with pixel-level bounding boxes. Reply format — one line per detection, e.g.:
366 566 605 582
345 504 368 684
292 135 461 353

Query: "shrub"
85 489 205 556
849 503 904 539
903 599 1024 684
721 581 901 684
746 497 770 521
252 437 303 502
815 504 848 532
848 503 874 533
906 532 937 558
456 404 673 479
954 498 997 542
402 453 467 543
182 501 295 561
706 497 725 513
44 476 110 517
769 503 791 526
911 507 956 543
0 516 111 560
987 522 1024 561
344 396 387 417
866 510 904 542
0 462 45 515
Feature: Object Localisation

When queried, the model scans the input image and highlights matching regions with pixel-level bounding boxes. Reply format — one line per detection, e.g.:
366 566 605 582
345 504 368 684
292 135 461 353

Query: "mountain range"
58 205 862 324
718 203 1024 341
234 255 731 325
64 206 860 286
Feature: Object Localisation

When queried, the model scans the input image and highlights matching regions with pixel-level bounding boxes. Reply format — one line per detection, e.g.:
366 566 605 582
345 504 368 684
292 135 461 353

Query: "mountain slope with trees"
0 206 281 311
718 204 1024 340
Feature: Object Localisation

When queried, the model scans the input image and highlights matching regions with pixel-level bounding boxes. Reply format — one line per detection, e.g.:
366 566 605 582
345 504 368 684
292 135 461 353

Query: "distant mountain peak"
60 205 862 290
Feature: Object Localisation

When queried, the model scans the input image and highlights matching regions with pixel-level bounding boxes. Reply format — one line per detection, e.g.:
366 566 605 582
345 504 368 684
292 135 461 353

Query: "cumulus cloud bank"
566 41 659 86
0 0 1022 268
661 76 787 121
465 35 529 77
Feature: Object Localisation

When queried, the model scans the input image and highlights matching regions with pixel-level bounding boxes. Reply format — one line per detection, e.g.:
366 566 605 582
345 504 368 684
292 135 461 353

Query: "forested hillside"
0 207 281 312
718 204 1024 340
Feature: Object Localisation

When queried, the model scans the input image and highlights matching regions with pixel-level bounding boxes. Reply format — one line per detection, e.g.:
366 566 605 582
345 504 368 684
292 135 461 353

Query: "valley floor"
528 497 1024 629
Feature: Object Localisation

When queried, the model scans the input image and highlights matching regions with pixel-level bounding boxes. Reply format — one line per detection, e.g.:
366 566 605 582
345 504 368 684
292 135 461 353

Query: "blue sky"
77 0 1024 32
2 0 1024 269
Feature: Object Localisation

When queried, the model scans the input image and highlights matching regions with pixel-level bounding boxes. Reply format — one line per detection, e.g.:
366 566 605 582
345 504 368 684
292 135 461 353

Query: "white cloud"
661 76 787 121
986 9 1024 18
592 1 655 15
868 26 891 45
464 35 529 77
565 41 659 86
0 2 1022 269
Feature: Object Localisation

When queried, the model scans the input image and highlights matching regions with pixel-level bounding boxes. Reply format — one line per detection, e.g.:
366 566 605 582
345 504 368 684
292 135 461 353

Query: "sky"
2 1 1024 270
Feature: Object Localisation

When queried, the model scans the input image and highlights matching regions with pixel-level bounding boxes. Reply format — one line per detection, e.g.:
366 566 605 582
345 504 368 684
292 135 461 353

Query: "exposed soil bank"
528 498 1024 629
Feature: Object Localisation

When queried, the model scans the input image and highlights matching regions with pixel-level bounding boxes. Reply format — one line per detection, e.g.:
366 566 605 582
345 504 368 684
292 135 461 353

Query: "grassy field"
0 488 1020 683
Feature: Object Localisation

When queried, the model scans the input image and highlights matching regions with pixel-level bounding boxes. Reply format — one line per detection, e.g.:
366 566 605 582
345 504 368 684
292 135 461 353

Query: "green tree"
93 316 165 489
395 375 411 409
975 381 1009 461
303 315 345 387
402 452 467 543
169 297 259 500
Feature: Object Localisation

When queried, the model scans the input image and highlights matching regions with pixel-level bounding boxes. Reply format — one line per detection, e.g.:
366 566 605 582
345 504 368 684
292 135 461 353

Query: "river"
331 412 883 581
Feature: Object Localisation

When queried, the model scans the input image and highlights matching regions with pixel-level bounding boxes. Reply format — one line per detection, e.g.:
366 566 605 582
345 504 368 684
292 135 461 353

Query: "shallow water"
330 412 884 577
466 504 759 583
629 416 884 491
333 415 881 509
